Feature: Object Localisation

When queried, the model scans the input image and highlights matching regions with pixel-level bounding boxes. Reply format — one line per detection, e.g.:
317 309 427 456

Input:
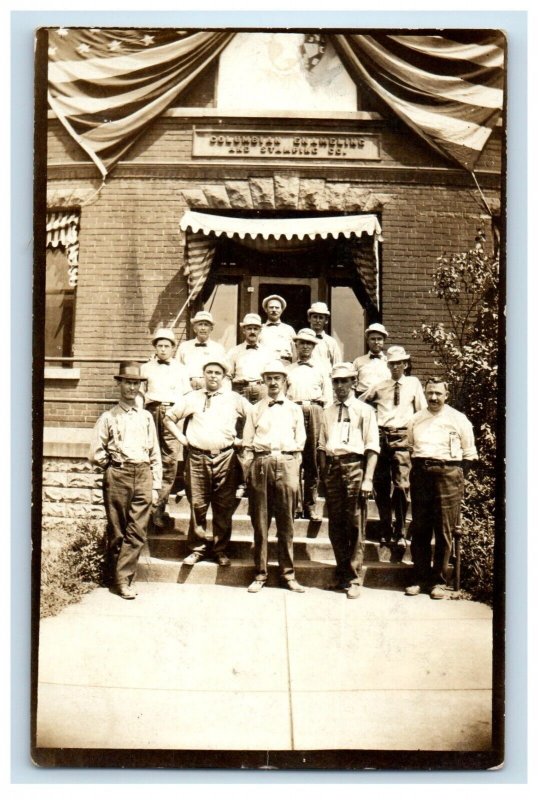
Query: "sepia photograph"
31 21 506 770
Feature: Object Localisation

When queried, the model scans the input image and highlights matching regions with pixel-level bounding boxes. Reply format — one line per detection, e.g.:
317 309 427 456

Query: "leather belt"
254 450 296 457
413 458 462 468
295 399 324 407
234 378 263 385
146 401 174 407
380 426 407 433
326 453 364 464
189 444 234 457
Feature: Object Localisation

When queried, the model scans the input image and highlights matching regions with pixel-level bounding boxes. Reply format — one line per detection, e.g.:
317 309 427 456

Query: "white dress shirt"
318 396 380 457
407 404 478 461
353 352 391 394
361 375 427 428
243 394 306 453
166 389 250 451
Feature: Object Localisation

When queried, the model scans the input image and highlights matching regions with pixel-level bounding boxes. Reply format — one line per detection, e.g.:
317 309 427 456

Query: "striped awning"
180 211 382 241
179 211 382 311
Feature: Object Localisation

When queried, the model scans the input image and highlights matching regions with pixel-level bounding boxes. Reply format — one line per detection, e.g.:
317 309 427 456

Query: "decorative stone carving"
249 178 275 209
202 186 231 209
345 187 371 211
326 183 350 211
180 188 209 208
274 175 300 209
298 179 328 210
225 181 253 209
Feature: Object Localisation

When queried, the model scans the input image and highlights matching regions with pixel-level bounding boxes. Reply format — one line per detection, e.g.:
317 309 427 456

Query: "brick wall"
44 115 501 428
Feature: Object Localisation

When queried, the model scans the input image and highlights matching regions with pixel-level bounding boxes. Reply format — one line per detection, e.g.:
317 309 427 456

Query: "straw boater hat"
364 322 389 338
262 294 287 312
114 361 146 381
261 359 289 377
240 313 262 327
307 302 330 317
293 328 319 346
331 362 357 380
191 310 214 325
151 327 176 346
202 357 229 374
386 345 411 363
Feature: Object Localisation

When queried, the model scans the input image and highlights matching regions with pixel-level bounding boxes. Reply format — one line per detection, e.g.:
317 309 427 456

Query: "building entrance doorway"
199 233 373 360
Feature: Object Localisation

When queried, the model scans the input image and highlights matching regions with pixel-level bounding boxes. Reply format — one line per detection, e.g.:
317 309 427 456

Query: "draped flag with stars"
48 29 504 177
47 28 234 177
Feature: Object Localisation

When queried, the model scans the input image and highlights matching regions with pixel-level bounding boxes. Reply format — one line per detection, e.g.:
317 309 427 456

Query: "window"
45 210 80 377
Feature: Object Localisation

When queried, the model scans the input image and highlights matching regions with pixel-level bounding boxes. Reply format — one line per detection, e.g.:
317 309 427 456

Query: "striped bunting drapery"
47 29 504 175
331 32 504 171
47 28 234 177
183 230 217 304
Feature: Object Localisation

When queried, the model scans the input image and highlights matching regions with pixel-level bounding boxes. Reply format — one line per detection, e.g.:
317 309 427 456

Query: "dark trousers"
103 462 153 587
324 456 366 586
300 404 323 514
409 463 464 586
184 446 240 555
147 404 180 514
248 453 299 581
374 430 411 538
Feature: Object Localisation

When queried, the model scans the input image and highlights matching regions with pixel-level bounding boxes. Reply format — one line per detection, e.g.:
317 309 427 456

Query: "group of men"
89 293 477 602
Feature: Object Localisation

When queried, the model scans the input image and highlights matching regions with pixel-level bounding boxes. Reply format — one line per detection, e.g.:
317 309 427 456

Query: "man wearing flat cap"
318 362 379 599
353 322 391 395
307 301 342 376
140 327 191 529
242 359 306 594
286 328 332 521
361 345 427 548
89 362 162 600
259 295 296 360
164 358 251 567
176 310 227 390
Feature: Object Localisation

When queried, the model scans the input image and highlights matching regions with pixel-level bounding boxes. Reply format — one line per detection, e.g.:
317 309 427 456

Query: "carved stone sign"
193 128 380 160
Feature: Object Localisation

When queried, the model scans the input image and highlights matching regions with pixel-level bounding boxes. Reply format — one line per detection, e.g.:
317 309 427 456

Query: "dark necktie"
203 392 213 411
316 334 323 339
246 345 258 350
369 353 381 359
269 400 284 407
298 361 313 367
394 381 400 406
267 322 280 326
157 360 170 365
195 342 207 347
337 402 346 422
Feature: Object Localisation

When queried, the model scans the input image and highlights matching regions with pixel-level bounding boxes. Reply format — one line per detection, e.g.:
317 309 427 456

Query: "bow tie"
157 360 170 365
246 345 258 350
298 361 313 367
194 342 207 347
269 400 284 406
369 353 381 359
316 334 323 339
266 322 280 326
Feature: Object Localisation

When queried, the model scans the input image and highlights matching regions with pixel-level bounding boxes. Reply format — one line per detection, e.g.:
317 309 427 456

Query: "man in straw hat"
242 359 306 593
306 301 342 375
140 328 191 529
89 362 162 600
227 313 273 405
287 328 332 521
352 322 391 395
318 362 379 599
361 345 427 548
176 310 227 390
164 358 250 567
259 294 296 360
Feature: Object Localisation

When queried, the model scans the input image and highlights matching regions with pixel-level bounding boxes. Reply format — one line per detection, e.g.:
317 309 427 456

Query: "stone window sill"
44 367 81 380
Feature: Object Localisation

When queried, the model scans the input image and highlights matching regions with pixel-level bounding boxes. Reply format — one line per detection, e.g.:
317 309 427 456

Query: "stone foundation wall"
41 449 106 548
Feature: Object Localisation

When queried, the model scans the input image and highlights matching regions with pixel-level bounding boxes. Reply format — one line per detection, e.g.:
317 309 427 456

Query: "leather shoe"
430 584 452 600
284 579 305 593
183 552 204 566
325 582 348 592
395 537 407 548
304 511 322 522
346 583 361 599
405 584 422 596
115 584 136 600
215 553 231 567
248 579 265 593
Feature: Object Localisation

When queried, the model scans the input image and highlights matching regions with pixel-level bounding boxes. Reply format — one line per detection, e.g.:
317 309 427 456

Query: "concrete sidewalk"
36 582 492 753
